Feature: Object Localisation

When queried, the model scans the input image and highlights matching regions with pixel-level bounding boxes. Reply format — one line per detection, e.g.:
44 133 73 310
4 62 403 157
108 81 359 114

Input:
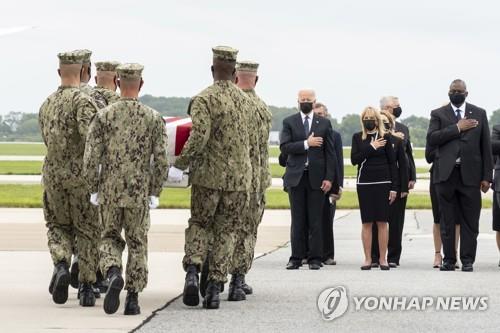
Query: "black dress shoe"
360 265 371 270
183 265 200 306
124 291 141 315
103 267 124 315
380 265 390 271
461 263 473 272
202 280 220 309
309 263 321 270
228 274 246 301
52 261 70 304
240 275 253 295
70 259 79 289
388 263 398 268
286 261 301 270
323 258 337 265
79 283 96 307
440 262 456 271
371 262 379 268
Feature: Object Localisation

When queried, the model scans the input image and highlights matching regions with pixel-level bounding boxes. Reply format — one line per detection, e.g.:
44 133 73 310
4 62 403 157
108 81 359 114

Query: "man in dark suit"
491 125 500 266
280 89 337 270
313 102 343 265
427 79 493 272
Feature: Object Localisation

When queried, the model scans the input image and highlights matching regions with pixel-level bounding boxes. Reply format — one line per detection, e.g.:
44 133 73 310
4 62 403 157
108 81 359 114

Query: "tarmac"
1 208 500 332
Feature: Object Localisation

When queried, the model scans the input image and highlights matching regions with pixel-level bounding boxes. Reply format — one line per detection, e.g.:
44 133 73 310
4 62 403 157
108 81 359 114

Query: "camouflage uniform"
174 79 252 284
91 87 120 109
92 61 121 109
83 89 168 292
231 88 272 274
39 85 100 283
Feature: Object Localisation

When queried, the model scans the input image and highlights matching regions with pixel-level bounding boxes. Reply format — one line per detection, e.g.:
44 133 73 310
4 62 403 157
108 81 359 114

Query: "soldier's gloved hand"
149 196 159 209
90 193 99 206
168 166 184 183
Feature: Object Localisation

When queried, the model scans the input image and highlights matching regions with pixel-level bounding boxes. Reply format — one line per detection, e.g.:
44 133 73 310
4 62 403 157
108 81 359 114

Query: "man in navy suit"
280 90 337 270
313 103 343 265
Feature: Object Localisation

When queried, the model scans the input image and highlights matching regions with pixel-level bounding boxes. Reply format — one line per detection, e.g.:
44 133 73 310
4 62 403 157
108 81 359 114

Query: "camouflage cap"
212 46 238 62
117 63 144 79
57 51 85 65
74 49 92 64
236 61 259 73
95 61 121 72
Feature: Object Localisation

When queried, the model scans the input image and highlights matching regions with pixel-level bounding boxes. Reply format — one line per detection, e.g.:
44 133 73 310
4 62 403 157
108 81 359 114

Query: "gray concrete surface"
137 210 500 333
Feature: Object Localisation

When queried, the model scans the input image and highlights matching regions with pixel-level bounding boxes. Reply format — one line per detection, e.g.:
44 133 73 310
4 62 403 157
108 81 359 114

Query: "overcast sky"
1 0 500 120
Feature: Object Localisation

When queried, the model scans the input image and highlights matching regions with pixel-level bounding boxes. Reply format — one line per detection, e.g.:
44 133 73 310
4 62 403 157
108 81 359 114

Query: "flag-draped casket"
164 116 191 187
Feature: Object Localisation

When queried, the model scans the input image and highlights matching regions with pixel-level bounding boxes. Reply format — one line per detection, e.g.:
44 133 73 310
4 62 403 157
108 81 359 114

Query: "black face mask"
392 106 402 118
299 102 313 114
384 122 391 130
449 93 466 106
363 120 376 131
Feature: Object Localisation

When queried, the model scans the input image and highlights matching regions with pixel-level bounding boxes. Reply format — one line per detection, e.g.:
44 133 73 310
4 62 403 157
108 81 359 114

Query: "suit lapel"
294 113 306 140
445 103 458 123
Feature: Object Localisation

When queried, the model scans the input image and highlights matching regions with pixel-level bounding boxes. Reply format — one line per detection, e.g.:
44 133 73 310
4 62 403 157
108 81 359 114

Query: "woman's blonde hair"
360 106 385 140
380 110 404 140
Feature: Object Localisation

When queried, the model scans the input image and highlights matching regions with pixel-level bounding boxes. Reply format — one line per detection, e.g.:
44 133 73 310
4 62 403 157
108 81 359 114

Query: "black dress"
351 131 398 223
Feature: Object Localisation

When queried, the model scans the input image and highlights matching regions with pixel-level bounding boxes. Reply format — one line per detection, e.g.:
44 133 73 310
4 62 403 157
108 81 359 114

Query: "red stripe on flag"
175 122 192 155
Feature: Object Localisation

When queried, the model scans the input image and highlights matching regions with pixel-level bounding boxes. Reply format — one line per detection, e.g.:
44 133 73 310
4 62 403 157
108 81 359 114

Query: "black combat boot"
79 283 101 299
203 280 221 309
79 283 96 307
124 290 141 315
52 261 70 304
200 259 209 298
94 269 108 294
240 275 253 295
228 273 246 301
70 257 79 289
103 266 124 314
48 267 56 295
183 265 200 306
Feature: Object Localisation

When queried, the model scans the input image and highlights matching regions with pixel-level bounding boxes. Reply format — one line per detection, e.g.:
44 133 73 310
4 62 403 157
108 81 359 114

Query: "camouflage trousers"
99 204 150 292
182 185 248 283
43 184 99 283
230 192 265 274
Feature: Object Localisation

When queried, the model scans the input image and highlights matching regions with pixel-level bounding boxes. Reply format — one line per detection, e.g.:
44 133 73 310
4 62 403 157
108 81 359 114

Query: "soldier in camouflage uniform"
92 61 121 109
68 48 93 289
83 63 169 315
168 46 253 310
39 51 100 307
77 49 94 96
227 61 272 300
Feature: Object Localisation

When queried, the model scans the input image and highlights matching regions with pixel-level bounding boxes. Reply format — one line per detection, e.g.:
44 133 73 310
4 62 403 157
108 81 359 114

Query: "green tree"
338 114 361 146
489 109 500 127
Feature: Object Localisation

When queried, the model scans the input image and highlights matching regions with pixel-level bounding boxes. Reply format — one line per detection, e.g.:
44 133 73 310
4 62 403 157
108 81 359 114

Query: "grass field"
269 162 429 179
0 160 429 177
0 143 46 156
0 161 43 175
0 184 491 209
269 146 425 159
0 143 425 159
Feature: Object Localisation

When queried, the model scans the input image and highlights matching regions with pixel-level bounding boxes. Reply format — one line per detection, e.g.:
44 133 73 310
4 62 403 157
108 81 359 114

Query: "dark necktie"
304 115 310 137
456 109 462 121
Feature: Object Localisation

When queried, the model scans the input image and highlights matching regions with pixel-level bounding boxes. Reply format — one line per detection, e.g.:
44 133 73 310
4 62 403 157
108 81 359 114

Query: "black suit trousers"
435 166 481 265
289 171 325 263
322 198 336 260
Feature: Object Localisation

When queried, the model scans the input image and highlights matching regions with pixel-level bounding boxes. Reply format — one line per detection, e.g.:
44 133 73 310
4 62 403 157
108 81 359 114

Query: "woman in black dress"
351 107 398 270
